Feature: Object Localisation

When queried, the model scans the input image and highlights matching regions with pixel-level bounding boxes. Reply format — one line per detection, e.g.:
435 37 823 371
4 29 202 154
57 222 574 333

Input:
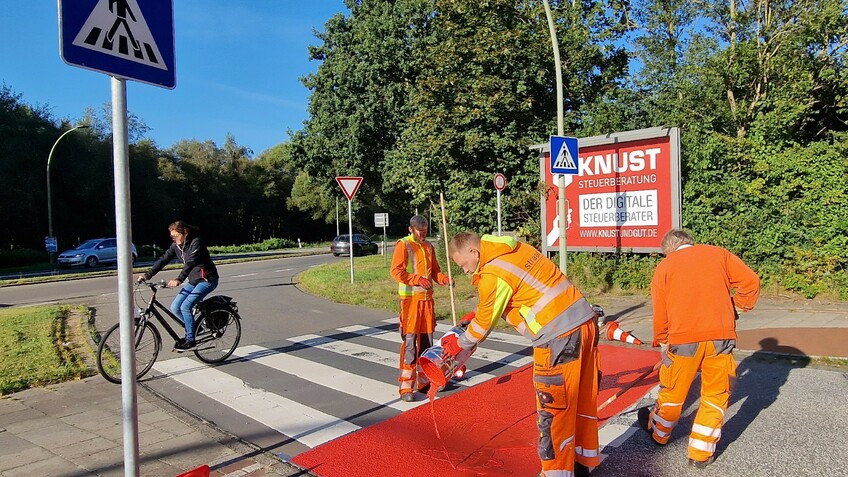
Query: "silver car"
57 238 138 268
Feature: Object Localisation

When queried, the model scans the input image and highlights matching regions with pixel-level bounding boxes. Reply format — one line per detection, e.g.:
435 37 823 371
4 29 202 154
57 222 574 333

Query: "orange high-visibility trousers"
646 340 736 462
398 297 435 395
533 319 600 475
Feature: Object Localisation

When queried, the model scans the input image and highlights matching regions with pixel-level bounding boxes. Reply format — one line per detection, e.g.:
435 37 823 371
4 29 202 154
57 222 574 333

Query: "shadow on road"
717 338 809 456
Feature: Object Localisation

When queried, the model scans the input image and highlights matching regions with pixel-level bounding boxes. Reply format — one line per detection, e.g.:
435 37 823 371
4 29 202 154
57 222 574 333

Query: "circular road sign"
494 173 507 191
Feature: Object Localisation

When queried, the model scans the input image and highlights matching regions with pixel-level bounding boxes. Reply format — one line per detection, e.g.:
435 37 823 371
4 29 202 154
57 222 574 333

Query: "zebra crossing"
150 319 644 461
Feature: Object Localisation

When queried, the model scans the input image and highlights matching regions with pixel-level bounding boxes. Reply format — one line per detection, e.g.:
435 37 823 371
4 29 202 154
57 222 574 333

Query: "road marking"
152 358 359 448
342 324 533 368
231 273 257 278
274 268 294 272
232 345 424 411
287 333 497 386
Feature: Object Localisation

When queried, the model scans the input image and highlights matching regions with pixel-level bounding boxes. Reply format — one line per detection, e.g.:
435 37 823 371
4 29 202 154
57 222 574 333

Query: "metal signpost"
374 212 389 266
58 1 175 475
336 177 363 283
550 135 579 274
493 173 507 235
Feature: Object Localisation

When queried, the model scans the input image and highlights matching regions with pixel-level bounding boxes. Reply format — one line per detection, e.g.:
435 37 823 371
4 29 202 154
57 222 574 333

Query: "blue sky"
1 1 348 155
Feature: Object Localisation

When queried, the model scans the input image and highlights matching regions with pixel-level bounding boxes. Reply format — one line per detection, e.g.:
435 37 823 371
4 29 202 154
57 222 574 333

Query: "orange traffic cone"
606 321 644 345
175 465 210 477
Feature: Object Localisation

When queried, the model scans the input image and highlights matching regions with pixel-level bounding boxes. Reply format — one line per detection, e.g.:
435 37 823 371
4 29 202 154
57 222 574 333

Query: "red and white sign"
335 176 363 201
493 173 507 191
538 127 681 253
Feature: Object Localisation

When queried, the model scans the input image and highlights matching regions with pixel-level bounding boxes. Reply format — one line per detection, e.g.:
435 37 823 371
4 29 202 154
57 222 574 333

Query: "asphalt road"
2 255 847 476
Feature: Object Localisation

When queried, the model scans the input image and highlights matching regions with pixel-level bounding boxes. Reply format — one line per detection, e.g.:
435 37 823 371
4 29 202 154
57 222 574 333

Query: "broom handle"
597 360 662 412
440 192 457 326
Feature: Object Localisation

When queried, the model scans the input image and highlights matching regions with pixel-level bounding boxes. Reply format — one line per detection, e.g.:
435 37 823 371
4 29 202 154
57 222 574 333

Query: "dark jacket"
144 234 219 286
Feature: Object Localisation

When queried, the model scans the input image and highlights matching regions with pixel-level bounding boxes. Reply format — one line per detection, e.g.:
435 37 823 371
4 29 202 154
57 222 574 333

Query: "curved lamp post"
47 125 88 261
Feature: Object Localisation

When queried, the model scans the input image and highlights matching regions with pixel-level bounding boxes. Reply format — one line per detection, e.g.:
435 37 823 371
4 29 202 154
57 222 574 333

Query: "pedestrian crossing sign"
550 135 579 175
59 0 176 89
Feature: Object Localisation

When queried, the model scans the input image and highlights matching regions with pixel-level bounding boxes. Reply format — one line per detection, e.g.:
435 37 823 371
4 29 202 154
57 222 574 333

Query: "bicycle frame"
137 282 195 343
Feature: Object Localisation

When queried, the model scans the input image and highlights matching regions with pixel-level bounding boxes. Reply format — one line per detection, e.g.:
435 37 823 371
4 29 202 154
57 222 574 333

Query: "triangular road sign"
336 176 363 201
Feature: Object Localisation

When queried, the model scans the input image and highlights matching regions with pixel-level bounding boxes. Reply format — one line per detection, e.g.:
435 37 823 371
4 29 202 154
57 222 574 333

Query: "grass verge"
0 306 91 395
298 254 487 325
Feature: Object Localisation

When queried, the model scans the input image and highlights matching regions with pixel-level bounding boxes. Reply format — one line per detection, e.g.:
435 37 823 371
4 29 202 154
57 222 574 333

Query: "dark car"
330 234 378 257
57 238 138 268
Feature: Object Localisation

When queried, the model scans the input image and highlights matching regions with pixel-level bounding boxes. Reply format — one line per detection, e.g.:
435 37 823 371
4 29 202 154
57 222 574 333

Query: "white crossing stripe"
152 357 359 448
231 345 424 411
286 333 498 387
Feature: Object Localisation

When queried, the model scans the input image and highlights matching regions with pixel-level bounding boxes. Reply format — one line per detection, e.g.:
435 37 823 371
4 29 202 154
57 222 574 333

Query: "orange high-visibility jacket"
651 244 760 345
460 235 595 348
390 235 449 300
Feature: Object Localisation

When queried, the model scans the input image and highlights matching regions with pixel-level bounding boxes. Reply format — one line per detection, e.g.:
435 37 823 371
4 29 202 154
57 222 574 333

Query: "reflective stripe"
397 237 431 296
576 446 598 458
653 413 676 428
654 427 670 438
692 423 721 438
577 413 597 421
540 471 573 477
689 437 717 453
703 400 726 417
558 434 574 451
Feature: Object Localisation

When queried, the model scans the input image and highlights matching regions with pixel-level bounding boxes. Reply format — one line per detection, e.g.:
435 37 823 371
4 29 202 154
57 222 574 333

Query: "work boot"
400 393 415 402
688 457 715 469
575 462 591 477
637 407 665 446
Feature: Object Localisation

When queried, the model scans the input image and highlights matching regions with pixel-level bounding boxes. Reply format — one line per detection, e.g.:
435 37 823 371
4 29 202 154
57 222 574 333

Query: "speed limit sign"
494 173 507 191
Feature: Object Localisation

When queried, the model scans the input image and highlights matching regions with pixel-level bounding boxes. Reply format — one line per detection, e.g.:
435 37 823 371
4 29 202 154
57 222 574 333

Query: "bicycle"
96 280 242 384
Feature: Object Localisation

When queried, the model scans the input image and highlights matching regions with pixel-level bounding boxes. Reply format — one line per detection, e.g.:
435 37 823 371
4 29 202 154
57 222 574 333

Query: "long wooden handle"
597 360 661 412
440 192 457 326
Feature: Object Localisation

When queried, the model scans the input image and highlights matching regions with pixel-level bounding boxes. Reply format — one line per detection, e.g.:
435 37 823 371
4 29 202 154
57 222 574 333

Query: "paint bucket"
419 326 475 387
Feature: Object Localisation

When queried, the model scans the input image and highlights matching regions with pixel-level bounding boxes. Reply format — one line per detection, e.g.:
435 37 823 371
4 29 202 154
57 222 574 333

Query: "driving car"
57 238 138 268
330 234 379 256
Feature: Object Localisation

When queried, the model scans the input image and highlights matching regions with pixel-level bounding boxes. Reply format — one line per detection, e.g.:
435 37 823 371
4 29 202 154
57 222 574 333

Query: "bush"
0 247 46 268
208 237 298 254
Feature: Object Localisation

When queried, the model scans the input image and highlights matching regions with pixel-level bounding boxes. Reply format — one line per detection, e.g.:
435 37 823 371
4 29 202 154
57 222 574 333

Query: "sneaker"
688 457 715 469
637 407 665 446
174 339 196 352
575 462 591 477
400 393 415 402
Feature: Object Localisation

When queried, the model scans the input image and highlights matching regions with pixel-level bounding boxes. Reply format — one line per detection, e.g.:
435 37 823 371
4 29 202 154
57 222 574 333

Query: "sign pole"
347 199 354 284
543 0 567 274
496 189 502 236
112 76 140 477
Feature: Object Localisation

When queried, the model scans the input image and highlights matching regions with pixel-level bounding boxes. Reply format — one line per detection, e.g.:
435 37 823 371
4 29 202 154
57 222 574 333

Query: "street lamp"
47 124 88 262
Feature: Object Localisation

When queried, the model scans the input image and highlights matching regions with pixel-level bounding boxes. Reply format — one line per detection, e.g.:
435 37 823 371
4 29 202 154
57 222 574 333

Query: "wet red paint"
292 344 659 477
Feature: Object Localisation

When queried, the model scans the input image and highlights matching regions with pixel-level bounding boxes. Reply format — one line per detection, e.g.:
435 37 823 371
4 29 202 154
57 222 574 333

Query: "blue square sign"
59 0 175 89
550 135 579 175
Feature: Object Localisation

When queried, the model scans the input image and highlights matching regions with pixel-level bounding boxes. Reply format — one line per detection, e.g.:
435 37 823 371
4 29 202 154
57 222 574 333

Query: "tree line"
2 0 846 298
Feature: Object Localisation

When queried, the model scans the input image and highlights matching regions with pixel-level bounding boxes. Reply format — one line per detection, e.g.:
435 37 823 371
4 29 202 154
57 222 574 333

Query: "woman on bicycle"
138 221 219 351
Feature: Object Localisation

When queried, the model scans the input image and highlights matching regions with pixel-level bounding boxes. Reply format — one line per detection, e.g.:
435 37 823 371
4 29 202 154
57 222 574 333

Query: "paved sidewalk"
1 294 844 477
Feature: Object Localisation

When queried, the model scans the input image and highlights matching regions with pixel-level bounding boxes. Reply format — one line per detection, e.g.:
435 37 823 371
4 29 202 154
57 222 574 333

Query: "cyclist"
137 221 219 351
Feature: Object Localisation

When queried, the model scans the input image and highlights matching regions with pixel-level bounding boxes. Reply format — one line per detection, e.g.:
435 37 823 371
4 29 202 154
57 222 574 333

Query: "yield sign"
336 176 363 201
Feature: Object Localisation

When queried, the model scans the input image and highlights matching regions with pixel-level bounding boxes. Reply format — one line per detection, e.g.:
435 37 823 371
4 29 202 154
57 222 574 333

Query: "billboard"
536 127 681 253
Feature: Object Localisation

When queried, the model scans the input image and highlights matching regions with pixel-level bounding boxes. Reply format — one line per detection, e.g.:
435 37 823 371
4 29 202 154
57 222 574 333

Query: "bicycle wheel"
194 309 241 364
96 319 161 384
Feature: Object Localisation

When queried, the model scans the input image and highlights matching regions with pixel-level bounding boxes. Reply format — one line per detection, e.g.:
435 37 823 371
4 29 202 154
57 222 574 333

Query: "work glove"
441 333 463 358
417 277 433 290
459 311 475 328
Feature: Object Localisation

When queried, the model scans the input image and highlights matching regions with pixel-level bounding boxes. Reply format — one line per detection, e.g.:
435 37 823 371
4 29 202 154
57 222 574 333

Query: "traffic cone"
175 465 210 477
606 321 644 345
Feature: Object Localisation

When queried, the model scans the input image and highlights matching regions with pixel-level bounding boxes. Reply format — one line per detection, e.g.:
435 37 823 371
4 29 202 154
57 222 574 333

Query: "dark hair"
168 221 198 235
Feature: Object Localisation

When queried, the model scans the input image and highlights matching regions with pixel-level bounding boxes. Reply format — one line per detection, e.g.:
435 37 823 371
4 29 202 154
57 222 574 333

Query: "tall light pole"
47 124 88 261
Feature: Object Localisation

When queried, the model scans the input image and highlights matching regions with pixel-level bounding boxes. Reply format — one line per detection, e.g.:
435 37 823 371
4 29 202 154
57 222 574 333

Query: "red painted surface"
293 345 659 477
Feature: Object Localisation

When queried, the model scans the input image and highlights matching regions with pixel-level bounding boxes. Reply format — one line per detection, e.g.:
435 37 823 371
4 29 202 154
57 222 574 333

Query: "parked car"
330 234 378 257
57 238 138 268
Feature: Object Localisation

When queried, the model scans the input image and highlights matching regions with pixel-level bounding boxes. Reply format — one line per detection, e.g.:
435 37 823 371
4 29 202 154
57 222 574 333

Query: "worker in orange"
390 215 453 402
446 232 600 477
639 229 760 469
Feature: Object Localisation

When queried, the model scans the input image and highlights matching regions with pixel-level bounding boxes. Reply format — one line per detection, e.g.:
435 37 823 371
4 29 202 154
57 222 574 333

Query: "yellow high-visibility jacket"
460 235 595 348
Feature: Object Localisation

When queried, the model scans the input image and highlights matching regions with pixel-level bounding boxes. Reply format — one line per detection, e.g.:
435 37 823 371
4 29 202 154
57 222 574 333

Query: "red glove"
441 333 463 358
418 277 433 290
459 311 475 327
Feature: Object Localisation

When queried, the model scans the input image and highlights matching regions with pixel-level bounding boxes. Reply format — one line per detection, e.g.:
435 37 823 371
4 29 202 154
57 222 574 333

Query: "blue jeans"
170 280 218 341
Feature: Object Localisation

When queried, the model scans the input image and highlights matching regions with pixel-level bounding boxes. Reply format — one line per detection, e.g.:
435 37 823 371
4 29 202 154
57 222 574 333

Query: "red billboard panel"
538 127 681 253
